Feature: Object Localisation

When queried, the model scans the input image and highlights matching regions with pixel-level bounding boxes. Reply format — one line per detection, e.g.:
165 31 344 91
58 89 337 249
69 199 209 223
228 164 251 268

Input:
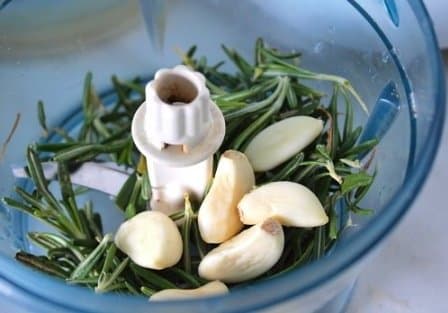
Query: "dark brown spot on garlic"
261 218 282 235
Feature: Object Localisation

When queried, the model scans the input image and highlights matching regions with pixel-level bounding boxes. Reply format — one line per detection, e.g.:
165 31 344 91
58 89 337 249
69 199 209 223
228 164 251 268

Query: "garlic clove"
115 211 182 270
198 218 284 283
238 181 328 227
149 281 229 301
244 116 323 172
198 150 255 244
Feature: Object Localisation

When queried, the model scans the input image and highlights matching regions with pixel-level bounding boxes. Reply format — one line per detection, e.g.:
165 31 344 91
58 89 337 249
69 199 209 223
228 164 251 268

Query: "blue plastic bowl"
0 1 445 312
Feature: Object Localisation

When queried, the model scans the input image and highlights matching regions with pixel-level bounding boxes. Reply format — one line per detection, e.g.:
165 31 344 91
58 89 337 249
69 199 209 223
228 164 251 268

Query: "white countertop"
347 51 448 313
423 0 448 48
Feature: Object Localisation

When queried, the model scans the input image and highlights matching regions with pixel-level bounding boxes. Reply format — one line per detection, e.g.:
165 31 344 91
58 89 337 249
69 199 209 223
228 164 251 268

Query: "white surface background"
424 0 448 48
347 51 448 313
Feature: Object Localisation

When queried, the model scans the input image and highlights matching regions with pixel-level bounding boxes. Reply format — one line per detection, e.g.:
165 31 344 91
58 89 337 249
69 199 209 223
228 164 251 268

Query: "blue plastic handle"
358 81 401 159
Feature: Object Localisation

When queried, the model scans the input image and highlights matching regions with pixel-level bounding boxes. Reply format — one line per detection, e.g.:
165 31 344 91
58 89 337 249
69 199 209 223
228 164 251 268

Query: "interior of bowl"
0 0 444 312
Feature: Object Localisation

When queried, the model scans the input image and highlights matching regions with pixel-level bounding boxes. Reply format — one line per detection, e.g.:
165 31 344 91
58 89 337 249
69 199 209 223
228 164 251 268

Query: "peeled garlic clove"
244 116 323 172
115 211 182 270
149 281 229 301
238 181 328 227
198 218 284 283
198 150 255 244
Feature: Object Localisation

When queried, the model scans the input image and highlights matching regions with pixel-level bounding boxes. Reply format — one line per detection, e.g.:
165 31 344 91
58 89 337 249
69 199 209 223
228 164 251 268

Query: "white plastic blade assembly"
131 65 225 214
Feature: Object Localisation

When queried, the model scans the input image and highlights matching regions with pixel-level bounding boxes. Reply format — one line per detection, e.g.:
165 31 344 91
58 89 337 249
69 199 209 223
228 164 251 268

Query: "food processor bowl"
0 0 444 312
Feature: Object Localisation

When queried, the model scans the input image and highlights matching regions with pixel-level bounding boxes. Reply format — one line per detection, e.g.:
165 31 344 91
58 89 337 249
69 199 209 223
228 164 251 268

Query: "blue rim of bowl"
0 0 445 312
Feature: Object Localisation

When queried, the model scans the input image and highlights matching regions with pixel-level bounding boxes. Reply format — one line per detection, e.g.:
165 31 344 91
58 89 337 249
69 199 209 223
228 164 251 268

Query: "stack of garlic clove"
198 218 284 283
198 150 255 244
244 116 323 172
149 281 229 301
238 181 329 227
114 211 183 270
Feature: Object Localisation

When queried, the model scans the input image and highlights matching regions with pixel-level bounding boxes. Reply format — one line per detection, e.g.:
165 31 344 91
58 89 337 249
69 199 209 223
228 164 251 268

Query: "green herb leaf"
70 234 111 280
130 263 177 290
115 172 137 211
341 172 373 195
349 206 374 215
95 257 130 293
37 101 48 136
16 251 69 279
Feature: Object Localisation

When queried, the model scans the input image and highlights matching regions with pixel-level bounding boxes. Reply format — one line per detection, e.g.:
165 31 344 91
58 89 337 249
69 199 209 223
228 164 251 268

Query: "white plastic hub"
132 65 225 214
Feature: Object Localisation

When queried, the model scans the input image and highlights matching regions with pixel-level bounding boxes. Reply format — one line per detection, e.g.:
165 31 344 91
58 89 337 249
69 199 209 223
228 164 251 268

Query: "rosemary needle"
0 112 20 162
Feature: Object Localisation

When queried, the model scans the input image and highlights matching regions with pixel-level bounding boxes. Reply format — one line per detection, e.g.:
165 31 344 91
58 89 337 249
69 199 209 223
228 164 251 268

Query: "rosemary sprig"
70 234 112 281
95 257 130 293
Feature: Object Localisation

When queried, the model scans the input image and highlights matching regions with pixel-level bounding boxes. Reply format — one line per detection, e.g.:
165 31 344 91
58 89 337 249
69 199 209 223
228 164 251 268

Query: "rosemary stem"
182 194 194 274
